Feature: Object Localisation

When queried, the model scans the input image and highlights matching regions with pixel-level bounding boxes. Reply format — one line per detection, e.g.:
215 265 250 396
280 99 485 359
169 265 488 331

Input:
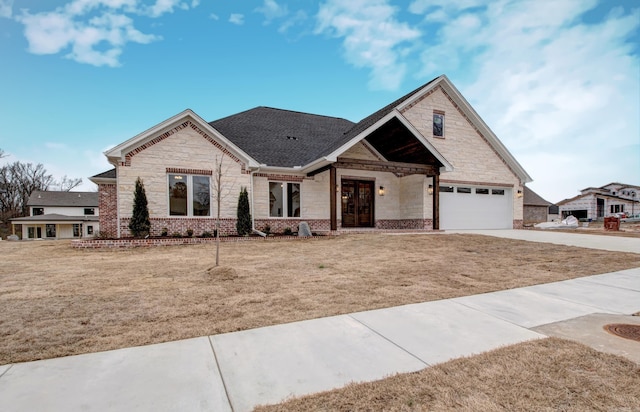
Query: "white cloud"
411 0 640 201
229 13 244 25
0 0 13 18
142 0 195 18
278 10 307 34
209 13 219 21
255 0 288 24
315 0 421 91
12 0 197 67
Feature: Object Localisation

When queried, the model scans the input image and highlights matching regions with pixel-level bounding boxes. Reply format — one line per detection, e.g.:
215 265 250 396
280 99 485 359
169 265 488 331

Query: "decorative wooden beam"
334 157 438 176
306 164 333 177
433 174 440 230
330 166 337 231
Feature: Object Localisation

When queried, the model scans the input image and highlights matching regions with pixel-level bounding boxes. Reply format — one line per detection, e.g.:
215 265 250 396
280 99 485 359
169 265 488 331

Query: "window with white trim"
168 174 211 216
269 182 300 217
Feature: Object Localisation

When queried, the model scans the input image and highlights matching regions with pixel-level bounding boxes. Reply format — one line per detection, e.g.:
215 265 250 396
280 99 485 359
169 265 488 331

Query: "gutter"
250 166 267 237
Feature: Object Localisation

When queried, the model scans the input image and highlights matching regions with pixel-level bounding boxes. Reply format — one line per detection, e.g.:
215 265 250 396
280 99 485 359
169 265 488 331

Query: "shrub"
201 231 214 238
128 177 150 238
186 228 194 237
263 224 271 235
283 227 293 236
236 187 252 236
171 232 183 238
160 227 168 237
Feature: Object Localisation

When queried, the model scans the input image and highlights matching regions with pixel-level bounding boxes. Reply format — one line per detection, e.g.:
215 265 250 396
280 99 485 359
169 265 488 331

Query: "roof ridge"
210 106 353 124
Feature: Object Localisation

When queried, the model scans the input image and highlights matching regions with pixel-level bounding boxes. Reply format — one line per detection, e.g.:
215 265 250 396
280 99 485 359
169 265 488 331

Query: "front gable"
400 80 530 186
105 109 258 170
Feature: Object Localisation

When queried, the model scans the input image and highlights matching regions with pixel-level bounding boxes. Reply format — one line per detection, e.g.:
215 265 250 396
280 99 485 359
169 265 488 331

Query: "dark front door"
341 179 374 227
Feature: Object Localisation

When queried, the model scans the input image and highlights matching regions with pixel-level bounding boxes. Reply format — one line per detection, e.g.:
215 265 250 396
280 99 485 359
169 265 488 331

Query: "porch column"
330 166 337 231
432 174 440 230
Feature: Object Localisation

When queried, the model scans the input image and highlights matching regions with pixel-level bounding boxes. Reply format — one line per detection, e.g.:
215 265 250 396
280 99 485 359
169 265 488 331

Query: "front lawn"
1 233 639 365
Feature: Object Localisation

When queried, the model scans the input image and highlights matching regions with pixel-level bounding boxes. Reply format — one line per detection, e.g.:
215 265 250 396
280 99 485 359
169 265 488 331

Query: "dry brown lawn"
256 337 640 411
1 233 640 365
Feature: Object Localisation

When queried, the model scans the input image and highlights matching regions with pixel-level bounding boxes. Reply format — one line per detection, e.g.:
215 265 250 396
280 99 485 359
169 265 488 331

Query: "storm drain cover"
603 324 640 342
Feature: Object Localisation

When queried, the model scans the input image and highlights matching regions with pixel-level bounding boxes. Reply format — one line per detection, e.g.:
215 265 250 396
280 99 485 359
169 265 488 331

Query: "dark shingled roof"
92 169 116 179
209 107 355 167
27 191 99 207
524 186 551 206
208 77 440 168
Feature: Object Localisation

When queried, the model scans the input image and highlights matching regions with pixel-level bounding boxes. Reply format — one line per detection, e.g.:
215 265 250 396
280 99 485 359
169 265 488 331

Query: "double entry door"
341 179 374 227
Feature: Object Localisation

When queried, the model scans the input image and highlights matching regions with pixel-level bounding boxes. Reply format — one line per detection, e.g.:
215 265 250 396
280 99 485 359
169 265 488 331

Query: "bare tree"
210 154 239 266
54 175 83 191
0 162 54 221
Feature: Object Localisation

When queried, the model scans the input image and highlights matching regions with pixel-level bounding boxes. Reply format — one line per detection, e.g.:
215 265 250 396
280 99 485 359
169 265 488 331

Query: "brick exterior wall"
376 219 433 230
119 217 238 237
254 219 331 234
513 219 524 229
524 206 548 224
98 183 117 238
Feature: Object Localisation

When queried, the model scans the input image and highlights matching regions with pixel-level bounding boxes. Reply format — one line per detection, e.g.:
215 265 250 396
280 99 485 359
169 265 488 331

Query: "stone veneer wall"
400 86 524 222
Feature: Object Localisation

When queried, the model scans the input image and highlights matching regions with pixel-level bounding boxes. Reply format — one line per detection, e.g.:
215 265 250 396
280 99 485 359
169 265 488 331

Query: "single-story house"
523 186 553 225
557 182 640 220
90 75 532 238
11 191 99 239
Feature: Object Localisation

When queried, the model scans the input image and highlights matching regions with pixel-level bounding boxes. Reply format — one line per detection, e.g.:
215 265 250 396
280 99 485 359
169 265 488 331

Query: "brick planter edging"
71 235 316 249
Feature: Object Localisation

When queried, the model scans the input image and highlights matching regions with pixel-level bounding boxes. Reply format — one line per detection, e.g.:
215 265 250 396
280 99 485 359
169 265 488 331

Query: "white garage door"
440 186 513 230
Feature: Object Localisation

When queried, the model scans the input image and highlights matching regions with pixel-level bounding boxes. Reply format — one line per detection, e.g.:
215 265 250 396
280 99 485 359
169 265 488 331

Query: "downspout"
250 166 267 237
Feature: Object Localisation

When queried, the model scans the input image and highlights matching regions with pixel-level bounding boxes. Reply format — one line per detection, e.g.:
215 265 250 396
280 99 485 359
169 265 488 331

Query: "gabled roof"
209 107 354 167
89 168 116 185
27 191 98 207
93 169 116 179
524 186 551 206
317 75 530 182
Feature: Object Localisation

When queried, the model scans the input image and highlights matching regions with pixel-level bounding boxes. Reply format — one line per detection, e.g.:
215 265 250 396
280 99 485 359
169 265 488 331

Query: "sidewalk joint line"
207 336 235 412
0 364 14 380
347 315 431 368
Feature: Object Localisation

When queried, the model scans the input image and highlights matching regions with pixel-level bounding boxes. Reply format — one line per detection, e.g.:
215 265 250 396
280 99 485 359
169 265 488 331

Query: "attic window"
433 111 445 138
32 207 44 216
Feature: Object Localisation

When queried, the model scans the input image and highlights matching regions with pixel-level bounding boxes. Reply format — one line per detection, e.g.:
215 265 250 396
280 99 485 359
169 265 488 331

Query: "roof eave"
104 109 261 169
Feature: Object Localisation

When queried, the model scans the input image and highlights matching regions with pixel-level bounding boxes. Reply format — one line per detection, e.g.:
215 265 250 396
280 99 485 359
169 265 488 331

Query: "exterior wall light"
427 184 434 195
517 190 523 198
378 186 385 196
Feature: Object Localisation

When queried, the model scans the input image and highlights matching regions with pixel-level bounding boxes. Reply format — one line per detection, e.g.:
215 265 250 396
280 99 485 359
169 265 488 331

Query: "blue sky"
0 0 638 203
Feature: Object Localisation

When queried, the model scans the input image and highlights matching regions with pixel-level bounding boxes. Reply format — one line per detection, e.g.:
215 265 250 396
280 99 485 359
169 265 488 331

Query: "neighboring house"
11 191 99 239
523 186 552 224
90 75 532 238
557 183 640 220
548 204 560 221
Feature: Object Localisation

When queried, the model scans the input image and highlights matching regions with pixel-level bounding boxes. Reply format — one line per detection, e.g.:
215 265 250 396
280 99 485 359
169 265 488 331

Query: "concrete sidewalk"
446 229 640 253
1 267 639 412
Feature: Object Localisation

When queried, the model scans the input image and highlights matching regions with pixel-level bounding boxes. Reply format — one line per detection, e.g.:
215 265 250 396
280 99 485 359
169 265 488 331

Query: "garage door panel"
440 187 512 230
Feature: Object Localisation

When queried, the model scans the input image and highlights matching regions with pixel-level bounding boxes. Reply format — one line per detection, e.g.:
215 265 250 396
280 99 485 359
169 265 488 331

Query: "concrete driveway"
446 229 640 253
